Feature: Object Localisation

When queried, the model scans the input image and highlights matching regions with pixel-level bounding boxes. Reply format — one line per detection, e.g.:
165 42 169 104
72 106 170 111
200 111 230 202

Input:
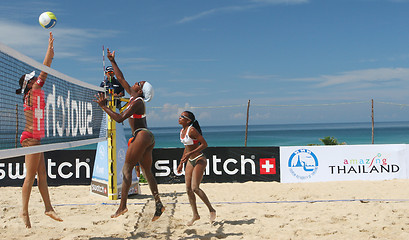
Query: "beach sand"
1 180 409 239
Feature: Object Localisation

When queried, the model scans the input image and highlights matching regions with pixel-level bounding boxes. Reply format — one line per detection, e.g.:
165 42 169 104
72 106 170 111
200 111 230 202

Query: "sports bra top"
126 96 146 119
23 77 44 111
180 126 199 145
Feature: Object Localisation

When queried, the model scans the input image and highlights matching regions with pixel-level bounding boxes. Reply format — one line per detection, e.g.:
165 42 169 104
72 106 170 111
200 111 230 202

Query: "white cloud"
120 57 155 63
0 19 115 60
177 5 253 24
176 0 308 24
148 102 193 122
292 68 409 88
251 0 308 3
233 112 245 119
240 74 279 80
198 111 211 121
0 20 47 56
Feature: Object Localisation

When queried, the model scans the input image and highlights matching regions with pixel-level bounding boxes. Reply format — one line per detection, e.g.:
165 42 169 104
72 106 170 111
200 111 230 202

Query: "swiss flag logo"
32 89 45 139
260 158 276 174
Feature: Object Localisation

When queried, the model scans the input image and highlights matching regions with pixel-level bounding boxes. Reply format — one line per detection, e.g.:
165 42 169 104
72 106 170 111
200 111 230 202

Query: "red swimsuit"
20 78 44 145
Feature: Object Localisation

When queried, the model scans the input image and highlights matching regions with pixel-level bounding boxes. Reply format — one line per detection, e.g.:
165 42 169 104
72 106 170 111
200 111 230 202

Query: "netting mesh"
0 44 105 151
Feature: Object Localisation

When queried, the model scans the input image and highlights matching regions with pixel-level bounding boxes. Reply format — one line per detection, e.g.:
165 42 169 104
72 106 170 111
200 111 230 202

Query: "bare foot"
45 210 63 222
209 210 216 223
186 215 200 226
152 202 165 222
20 212 31 228
111 208 128 218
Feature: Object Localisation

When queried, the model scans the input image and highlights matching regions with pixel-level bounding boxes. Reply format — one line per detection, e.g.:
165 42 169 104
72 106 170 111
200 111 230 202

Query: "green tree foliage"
319 136 346 145
139 174 147 183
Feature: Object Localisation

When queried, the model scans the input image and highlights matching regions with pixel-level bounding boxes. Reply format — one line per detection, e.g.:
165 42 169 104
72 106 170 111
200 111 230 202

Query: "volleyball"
39 12 57 29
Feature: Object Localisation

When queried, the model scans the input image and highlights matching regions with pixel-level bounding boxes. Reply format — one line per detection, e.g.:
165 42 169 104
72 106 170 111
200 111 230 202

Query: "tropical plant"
139 174 147 183
319 136 346 145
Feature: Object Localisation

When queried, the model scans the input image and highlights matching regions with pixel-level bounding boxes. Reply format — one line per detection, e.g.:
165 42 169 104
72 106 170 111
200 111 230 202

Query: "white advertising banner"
280 144 409 183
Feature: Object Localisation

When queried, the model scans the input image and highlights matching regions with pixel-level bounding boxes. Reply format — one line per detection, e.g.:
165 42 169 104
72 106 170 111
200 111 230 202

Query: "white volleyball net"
0 42 105 159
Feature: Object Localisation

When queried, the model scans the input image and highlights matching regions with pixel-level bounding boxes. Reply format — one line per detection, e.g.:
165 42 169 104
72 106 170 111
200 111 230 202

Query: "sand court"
1 180 409 239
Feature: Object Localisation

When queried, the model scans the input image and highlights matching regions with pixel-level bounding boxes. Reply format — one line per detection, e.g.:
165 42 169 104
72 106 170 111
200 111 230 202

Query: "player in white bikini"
94 48 164 221
177 111 216 226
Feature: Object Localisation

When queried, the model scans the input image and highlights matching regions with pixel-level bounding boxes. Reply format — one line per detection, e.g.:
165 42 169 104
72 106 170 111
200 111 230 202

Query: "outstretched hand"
93 93 108 107
107 48 115 61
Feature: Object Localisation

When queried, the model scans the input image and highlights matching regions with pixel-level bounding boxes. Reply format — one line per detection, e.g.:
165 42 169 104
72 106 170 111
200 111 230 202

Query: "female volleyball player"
177 111 216 226
94 48 165 221
15 32 63 228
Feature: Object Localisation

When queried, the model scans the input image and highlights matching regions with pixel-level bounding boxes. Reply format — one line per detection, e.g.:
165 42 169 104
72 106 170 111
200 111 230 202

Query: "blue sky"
2 0 409 127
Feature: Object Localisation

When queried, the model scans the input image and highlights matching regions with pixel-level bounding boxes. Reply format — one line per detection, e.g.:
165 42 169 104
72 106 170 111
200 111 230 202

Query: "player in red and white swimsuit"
14 32 62 228
19 74 44 144
94 48 164 221
177 111 216 226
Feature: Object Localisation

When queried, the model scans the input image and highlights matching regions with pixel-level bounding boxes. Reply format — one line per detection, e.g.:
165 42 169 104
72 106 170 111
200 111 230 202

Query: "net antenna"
102 45 107 98
0 41 106 159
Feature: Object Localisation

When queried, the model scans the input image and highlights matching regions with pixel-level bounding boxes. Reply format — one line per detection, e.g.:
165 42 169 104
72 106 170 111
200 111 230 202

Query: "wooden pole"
245 99 250 147
371 99 374 144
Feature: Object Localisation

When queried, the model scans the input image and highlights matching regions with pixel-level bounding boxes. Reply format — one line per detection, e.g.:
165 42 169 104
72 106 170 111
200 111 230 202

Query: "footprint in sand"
92 220 109 225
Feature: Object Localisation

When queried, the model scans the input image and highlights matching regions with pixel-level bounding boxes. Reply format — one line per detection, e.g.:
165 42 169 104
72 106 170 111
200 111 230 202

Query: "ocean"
10 121 407 151
124 121 409 149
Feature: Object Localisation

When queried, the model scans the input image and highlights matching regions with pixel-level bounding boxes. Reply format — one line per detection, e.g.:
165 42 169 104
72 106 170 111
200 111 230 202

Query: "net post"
15 104 18 148
245 99 250 147
371 99 374 144
107 90 118 200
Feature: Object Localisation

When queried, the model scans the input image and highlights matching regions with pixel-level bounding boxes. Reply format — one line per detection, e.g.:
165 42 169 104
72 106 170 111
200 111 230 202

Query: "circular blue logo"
288 149 319 180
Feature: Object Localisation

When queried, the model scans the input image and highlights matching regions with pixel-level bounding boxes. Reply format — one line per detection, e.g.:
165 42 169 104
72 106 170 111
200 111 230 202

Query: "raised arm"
106 48 132 95
94 93 144 123
36 32 54 87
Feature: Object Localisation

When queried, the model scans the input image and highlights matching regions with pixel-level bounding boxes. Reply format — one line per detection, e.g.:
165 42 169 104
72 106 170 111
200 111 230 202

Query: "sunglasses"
180 115 192 121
